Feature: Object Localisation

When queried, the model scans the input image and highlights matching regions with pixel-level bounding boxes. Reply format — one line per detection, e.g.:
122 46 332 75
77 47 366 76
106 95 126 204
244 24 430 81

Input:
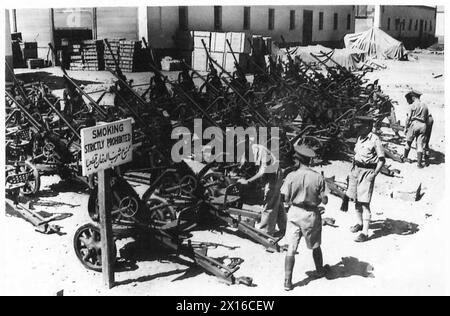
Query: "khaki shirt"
354 132 385 165
408 100 429 123
281 166 326 208
251 143 279 175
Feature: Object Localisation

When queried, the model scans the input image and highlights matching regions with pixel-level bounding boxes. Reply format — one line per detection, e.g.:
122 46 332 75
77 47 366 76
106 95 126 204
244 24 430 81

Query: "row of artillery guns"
4 37 404 285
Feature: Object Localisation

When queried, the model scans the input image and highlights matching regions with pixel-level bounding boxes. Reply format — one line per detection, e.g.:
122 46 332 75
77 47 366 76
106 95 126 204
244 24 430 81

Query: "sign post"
80 118 133 289
98 169 114 288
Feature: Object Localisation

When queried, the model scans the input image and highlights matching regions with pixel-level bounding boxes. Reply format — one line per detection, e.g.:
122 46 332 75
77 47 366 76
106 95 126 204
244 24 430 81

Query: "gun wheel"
20 161 40 195
180 175 198 195
118 196 139 218
73 223 117 272
145 196 176 226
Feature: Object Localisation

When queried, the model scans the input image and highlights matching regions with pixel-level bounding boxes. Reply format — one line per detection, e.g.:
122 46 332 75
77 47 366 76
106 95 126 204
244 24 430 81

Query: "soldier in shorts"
402 90 429 168
347 117 386 242
238 141 287 237
281 145 329 291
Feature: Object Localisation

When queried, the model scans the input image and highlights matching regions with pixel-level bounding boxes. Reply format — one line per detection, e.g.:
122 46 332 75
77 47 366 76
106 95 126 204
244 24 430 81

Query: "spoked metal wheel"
20 161 40 195
157 172 182 195
88 189 140 224
201 172 229 197
118 196 139 219
73 223 117 272
145 196 177 227
179 175 198 195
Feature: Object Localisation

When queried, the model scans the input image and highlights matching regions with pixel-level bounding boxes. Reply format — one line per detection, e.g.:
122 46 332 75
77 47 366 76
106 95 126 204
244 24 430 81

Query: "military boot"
424 150 430 167
417 152 424 169
401 148 411 163
284 256 295 291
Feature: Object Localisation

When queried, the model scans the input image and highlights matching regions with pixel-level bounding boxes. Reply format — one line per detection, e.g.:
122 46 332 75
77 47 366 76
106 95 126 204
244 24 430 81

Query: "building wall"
96 7 139 40
148 5 355 49
147 6 180 49
12 7 140 59
5 10 13 82
354 5 437 48
435 6 444 44
14 8 52 59
379 5 436 39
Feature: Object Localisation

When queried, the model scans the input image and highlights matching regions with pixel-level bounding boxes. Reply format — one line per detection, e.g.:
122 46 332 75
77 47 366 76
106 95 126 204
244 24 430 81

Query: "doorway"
303 10 313 45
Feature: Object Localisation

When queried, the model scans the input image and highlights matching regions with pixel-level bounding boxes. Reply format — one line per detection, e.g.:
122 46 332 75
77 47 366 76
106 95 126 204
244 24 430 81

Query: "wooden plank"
98 169 115 289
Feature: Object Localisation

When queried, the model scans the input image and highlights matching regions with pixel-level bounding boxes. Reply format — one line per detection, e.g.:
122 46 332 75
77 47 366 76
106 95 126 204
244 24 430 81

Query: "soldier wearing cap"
402 90 430 168
281 145 329 291
346 117 385 242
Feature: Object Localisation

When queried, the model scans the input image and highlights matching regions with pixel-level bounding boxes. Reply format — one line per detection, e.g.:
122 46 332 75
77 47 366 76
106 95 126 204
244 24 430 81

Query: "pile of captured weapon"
4 37 404 285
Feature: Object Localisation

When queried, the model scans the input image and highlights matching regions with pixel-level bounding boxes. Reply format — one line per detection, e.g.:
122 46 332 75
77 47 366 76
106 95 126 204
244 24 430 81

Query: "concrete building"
9 5 356 62
9 7 142 60
5 10 13 82
435 6 444 45
146 5 356 49
355 5 437 48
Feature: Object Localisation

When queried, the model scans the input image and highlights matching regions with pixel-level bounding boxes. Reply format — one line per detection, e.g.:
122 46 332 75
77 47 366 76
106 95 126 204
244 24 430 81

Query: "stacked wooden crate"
119 40 141 72
104 39 123 69
191 31 250 73
82 40 104 71
69 44 84 71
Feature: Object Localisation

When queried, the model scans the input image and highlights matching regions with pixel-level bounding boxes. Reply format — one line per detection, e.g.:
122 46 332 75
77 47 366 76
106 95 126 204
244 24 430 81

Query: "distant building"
9 5 356 62
146 5 355 49
435 6 444 45
5 10 13 82
355 5 437 48
8 7 142 60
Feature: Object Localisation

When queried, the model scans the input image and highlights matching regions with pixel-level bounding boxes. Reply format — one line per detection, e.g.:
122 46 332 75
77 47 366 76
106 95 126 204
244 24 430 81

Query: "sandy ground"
0 53 447 296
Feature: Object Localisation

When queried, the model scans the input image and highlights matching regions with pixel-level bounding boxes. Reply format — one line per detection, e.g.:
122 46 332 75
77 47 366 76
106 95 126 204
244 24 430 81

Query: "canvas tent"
314 48 366 71
276 45 332 64
344 27 407 60
276 45 366 71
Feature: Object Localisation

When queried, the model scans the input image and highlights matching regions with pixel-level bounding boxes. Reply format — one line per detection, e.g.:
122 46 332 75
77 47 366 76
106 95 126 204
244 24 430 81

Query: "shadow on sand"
370 218 419 241
294 256 374 288
426 148 445 165
115 236 243 285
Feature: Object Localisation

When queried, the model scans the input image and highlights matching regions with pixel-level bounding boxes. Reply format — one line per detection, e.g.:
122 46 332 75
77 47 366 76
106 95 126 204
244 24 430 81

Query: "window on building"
243 7 250 30
355 5 367 18
319 12 324 30
290 10 296 30
409 19 412 31
214 6 222 30
347 14 351 30
268 8 275 30
424 20 427 31
430 21 432 31
179 6 188 31
415 19 418 30
333 13 338 30
387 18 391 30
395 18 400 31
402 19 406 31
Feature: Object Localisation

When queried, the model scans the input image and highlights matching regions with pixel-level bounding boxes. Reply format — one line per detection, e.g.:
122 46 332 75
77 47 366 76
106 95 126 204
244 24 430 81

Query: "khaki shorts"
406 121 427 152
286 206 322 253
346 165 376 204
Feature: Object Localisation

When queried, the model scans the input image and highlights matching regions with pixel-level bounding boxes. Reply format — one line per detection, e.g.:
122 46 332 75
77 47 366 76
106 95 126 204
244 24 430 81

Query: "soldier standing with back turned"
401 90 430 168
281 145 330 291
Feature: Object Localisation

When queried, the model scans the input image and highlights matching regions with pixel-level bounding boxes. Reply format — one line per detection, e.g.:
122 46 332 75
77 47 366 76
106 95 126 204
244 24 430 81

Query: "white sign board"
81 119 133 176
